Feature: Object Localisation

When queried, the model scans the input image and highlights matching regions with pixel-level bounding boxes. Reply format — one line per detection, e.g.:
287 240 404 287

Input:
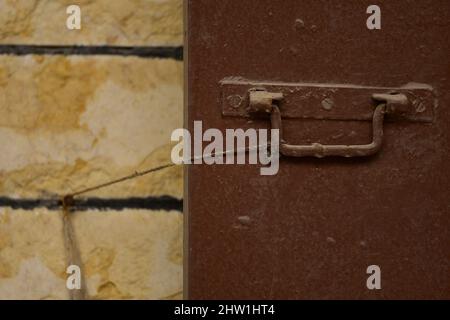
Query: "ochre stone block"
0 55 183 199
0 0 183 46
0 208 183 300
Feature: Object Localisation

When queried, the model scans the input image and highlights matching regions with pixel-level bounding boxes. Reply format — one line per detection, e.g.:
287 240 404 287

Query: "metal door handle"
248 90 411 158
220 79 435 159
271 103 386 158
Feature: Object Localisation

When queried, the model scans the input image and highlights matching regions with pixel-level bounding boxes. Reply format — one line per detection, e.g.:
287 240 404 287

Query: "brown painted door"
186 0 449 299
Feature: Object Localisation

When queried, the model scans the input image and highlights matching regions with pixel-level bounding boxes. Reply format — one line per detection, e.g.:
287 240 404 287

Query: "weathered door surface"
186 0 449 299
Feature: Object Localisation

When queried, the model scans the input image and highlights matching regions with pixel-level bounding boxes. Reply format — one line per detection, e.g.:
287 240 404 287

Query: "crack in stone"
62 196 87 300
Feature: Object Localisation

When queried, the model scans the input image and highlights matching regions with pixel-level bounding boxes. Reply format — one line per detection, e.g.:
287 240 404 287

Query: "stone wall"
0 0 183 299
0 0 182 46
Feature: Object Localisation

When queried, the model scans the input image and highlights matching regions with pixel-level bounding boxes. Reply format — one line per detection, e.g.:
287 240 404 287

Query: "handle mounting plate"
221 78 436 122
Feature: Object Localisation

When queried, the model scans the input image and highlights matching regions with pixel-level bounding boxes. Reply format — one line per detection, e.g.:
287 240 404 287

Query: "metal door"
186 0 449 299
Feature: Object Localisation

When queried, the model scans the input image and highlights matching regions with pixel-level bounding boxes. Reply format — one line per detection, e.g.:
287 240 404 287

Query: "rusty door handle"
221 80 435 159
270 103 386 158
248 90 412 158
